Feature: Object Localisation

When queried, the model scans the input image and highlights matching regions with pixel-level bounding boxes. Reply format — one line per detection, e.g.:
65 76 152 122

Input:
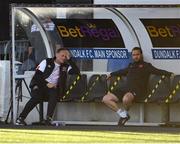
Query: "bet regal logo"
140 19 180 47
146 25 180 38
52 19 125 48
57 23 120 41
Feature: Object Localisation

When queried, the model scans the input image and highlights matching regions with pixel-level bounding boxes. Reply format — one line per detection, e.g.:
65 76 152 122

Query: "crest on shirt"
139 64 144 68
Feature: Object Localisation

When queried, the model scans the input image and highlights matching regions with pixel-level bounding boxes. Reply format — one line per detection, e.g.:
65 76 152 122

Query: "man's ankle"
116 109 128 118
46 116 53 121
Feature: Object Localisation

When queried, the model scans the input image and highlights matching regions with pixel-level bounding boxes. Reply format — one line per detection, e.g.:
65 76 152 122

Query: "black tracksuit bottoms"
19 87 58 120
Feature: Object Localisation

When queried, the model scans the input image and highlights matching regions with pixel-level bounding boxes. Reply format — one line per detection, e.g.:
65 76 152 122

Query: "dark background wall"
0 0 93 41
0 1 10 41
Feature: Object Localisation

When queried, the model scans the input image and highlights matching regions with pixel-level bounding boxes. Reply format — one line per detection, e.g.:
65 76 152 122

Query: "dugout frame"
11 2 180 125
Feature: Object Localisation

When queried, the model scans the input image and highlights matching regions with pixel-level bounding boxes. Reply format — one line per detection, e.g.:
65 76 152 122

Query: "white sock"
116 109 128 118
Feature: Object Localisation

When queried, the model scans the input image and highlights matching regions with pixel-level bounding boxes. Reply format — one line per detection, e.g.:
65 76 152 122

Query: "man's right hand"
47 83 57 88
106 74 111 80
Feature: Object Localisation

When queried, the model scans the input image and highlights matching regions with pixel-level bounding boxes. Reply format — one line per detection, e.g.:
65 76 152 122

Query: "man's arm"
67 58 80 75
148 63 172 76
30 60 48 89
33 70 48 89
110 66 129 76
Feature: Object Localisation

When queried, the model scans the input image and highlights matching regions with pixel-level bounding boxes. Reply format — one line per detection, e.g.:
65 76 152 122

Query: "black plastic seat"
81 74 108 102
166 75 180 103
60 74 87 102
109 75 127 97
145 75 171 103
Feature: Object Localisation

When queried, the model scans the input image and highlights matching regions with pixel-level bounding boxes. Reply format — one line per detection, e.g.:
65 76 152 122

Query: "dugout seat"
167 75 180 103
60 74 87 102
146 75 171 103
109 75 127 98
81 74 108 102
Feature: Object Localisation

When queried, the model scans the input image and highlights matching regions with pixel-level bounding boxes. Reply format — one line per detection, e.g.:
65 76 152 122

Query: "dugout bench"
15 73 180 126
53 74 180 126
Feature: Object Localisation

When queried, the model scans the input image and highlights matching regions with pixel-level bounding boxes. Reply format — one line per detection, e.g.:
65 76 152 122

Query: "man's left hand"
66 51 71 60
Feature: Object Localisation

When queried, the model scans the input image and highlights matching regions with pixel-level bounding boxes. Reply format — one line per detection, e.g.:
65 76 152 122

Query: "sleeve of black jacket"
148 63 172 76
32 70 48 89
110 65 129 76
67 58 80 75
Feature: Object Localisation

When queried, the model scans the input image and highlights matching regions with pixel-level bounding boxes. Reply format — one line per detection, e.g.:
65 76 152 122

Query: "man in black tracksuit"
16 48 80 125
102 47 173 126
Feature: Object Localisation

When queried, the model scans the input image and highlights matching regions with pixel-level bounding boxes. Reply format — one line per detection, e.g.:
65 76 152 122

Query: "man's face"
132 50 142 62
55 50 69 64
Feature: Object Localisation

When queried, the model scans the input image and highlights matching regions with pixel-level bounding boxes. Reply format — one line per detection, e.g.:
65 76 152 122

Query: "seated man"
17 44 36 74
102 47 173 126
16 48 80 125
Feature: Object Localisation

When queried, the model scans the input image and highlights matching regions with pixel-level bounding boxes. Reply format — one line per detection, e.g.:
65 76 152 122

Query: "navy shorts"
111 89 137 101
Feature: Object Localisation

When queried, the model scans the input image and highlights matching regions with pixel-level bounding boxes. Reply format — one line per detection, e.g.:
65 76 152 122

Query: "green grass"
0 129 180 143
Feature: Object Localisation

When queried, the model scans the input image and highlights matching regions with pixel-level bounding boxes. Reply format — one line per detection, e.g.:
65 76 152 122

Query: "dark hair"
56 48 69 53
132 47 143 54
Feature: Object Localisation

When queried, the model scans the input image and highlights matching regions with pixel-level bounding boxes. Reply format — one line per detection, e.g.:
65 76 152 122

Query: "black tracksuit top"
30 58 80 96
110 61 172 97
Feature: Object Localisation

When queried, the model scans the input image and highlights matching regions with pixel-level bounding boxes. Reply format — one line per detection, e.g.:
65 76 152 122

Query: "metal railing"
0 40 29 61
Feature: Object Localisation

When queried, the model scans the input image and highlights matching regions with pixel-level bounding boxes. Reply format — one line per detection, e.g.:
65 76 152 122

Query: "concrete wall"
53 103 175 124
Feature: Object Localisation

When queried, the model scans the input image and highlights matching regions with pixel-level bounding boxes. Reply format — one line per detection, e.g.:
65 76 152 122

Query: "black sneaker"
118 114 130 126
16 117 27 126
45 117 55 126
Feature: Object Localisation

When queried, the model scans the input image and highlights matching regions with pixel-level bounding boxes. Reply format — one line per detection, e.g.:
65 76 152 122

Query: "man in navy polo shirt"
102 47 173 126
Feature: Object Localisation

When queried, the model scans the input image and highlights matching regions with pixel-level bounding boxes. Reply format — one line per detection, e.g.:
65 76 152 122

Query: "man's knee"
102 93 118 104
102 94 110 103
122 92 134 104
